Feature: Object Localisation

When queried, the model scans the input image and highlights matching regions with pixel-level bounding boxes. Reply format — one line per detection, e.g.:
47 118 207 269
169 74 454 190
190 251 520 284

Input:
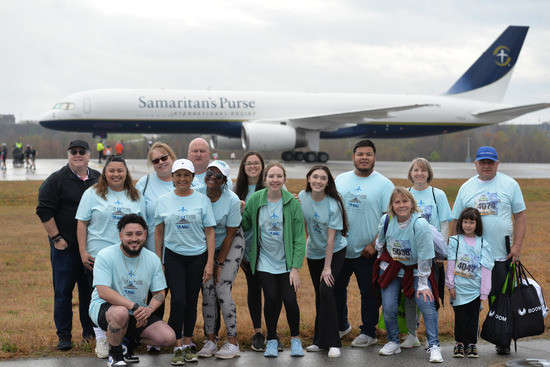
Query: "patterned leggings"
201 231 244 337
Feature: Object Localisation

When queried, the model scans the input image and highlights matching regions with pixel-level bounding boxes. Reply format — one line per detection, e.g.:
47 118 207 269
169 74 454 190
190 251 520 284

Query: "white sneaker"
215 341 240 359
95 337 109 359
306 344 321 352
339 326 352 338
351 334 377 347
328 347 341 358
401 334 421 349
197 340 218 358
379 342 401 356
428 345 444 363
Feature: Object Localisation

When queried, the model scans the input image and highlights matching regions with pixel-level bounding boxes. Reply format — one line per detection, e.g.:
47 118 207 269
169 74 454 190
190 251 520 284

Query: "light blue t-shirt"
89 244 166 326
409 186 451 232
451 172 526 260
335 170 394 259
378 213 435 275
211 189 242 249
257 198 286 274
447 234 494 306
298 191 347 260
154 190 216 256
136 174 174 251
76 187 145 258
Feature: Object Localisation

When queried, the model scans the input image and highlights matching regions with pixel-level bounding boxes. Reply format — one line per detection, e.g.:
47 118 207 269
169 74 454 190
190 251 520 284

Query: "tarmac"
1 340 549 366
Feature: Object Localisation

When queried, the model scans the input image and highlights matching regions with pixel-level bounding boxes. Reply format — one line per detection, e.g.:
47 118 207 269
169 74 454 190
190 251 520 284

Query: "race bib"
474 192 498 215
389 239 413 262
454 253 480 279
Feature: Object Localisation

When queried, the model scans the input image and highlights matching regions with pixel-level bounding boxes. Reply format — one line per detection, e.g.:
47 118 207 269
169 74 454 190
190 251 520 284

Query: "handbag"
510 261 546 340
480 263 514 346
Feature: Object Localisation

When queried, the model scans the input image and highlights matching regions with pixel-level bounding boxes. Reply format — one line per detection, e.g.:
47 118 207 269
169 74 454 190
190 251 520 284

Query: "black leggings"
257 271 300 340
241 260 263 330
453 296 481 346
164 248 207 340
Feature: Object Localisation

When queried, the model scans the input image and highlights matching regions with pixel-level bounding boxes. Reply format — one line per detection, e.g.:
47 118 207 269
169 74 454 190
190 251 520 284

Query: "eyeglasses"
206 170 224 180
69 149 87 156
245 161 261 167
152 155 169 165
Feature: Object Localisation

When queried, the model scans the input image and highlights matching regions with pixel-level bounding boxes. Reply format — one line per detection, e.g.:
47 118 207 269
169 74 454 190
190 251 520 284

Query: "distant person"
24 144 31 168
29 146 37 170
451 146 526 355
230 152 236 161
115 141 124 156
96 141 104 164
446 207 493 358
104 145 112 161
89 214 176 366
36 140 100 350
334 140 394 348
212 152 219 160
299 165 348 358
233 151 267 351
1 143 7 171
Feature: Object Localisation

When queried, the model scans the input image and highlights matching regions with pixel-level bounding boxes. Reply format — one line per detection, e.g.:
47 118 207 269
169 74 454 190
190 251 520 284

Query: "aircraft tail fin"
445 26 529 103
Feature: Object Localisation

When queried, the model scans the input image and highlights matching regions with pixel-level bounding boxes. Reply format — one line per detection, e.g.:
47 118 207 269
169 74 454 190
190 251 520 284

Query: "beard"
122 241 143 256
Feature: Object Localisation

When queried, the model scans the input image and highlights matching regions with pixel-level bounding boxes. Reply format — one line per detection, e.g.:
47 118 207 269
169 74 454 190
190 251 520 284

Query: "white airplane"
39 25 549 163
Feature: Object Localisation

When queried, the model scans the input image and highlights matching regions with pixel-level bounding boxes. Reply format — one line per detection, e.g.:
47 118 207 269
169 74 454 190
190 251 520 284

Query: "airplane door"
83 98 91 114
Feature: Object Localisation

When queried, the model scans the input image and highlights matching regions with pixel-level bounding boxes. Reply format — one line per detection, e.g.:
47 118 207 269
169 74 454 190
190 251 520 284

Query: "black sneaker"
277 337 284 351
122 341 140 363
108 345 127 367
496 345 511 355
467 344 478 358
251 332 266 352
453 343 465 358
57 336 72 351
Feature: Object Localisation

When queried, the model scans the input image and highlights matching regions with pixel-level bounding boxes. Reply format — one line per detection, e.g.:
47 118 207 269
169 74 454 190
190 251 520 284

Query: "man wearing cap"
451 146 526 355
36 140 101 350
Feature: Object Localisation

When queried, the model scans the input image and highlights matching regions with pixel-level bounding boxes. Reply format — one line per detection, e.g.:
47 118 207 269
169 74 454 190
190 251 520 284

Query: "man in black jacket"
36 140 100 350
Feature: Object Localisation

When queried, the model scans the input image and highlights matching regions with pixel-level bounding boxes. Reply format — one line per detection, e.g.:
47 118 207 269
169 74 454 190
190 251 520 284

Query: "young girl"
241 162 306 358
299 165 348 358
446 207 494 358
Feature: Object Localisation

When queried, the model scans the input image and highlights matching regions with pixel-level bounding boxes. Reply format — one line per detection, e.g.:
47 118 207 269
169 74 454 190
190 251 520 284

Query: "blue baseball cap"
475 146 498 162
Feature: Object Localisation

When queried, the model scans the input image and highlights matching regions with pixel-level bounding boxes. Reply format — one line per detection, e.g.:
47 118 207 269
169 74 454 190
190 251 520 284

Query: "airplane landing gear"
281 151 329 163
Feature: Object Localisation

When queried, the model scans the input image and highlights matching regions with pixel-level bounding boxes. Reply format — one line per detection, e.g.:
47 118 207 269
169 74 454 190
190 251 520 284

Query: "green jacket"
241 188 305 274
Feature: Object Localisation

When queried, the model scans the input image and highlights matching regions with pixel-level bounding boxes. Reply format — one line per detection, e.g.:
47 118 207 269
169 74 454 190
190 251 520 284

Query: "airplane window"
53 103 63 110
67 103 75 110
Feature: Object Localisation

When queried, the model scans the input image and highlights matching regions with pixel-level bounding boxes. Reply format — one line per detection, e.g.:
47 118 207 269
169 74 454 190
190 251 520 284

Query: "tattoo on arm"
153 292 165 303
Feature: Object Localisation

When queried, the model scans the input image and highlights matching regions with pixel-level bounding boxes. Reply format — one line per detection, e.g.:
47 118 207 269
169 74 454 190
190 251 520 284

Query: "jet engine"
209 135 243 151
241 123 307 151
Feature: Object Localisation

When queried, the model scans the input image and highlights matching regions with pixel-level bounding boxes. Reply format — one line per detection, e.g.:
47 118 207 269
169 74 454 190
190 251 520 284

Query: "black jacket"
36 164 100 248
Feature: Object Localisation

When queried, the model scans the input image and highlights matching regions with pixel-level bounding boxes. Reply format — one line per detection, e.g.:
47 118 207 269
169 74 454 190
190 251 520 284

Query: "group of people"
97 140 124 163
0 142 36 170
36 138 526 366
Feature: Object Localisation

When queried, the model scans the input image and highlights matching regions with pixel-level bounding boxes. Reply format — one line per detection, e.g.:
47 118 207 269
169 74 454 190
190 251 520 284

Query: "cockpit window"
53 102 75 110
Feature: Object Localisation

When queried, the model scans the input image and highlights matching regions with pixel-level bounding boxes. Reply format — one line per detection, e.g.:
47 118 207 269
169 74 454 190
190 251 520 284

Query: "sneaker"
428 345 444 363
147 345 161 354
351 334 377 347
108 355 127 367
171 349 185 366
264 339 278 358
467 344 478 358
215 341 240 359
183 347 199 362
379 342 401 356
277 338 284 351
251 332 266 352
401 334 421 349
290 339 304 357
57 336 72 351
453 343 465 358
339 325 352 338
122 343 139 363
328 347 341 358
95 337 109 358
188 341 197 352
496 345 511 355
197 340 218 358
306 344 321 352
108 345 127 367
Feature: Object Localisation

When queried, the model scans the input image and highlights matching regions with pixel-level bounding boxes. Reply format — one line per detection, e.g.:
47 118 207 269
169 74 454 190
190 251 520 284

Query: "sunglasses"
69 149 87 156
206 170 224 180
151 155 169 165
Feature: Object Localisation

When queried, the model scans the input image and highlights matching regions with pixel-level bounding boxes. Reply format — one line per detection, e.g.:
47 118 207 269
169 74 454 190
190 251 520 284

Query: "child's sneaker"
453 343 465 358
467 344 478 358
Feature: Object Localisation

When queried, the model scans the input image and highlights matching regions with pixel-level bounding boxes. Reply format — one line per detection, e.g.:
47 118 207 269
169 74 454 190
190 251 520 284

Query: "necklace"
123 252 141 278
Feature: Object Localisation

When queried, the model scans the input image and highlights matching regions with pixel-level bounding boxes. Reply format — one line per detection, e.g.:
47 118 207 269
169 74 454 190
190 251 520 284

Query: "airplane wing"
472 103 550 120
253 104 437 131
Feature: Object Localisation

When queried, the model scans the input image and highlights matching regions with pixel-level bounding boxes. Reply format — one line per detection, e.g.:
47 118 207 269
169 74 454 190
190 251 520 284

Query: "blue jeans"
379 269 439 347
50 246 94 339
334 256 378 338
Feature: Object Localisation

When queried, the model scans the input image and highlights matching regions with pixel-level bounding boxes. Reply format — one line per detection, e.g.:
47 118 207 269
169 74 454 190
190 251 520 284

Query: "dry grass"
1 179 549 359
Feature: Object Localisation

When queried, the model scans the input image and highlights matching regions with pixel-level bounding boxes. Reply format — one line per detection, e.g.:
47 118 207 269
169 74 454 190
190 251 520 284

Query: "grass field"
1 179 549 359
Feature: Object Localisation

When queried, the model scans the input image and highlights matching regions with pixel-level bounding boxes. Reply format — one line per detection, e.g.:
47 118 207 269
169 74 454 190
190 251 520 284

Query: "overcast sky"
1 0 549 123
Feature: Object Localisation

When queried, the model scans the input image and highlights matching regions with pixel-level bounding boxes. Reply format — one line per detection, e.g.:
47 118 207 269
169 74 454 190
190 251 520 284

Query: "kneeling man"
89 213 175 366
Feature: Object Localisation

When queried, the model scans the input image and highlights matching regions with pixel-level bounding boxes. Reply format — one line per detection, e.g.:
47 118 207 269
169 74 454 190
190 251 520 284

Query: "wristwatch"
131 303 139 312
214 259 224 266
